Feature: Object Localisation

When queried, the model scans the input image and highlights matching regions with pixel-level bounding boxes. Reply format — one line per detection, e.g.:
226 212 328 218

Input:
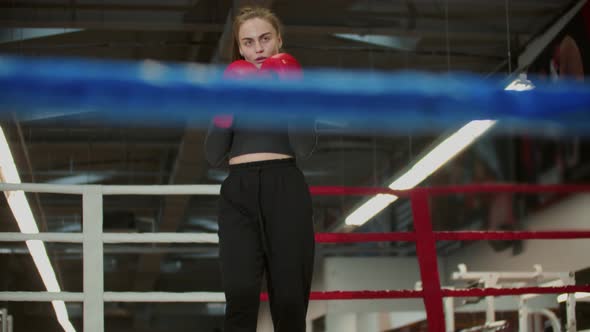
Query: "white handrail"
0 182 221 195
0 233 219 244
0 233 84 243
102 233 218 244
0 291 226 302
0 292 84 302
101 184 220 195
103 292 225 302
0 183 86 194
0 182 225 332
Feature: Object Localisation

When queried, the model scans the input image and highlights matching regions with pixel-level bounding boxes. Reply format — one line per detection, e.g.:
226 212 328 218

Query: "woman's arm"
204 116 234 167
288 116 317 160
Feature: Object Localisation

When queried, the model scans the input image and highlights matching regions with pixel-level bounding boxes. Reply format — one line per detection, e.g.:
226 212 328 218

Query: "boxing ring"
1 55 590 332
0 183 589 332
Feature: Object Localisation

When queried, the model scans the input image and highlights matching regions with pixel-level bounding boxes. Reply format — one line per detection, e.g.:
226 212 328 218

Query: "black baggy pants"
218 158 315 332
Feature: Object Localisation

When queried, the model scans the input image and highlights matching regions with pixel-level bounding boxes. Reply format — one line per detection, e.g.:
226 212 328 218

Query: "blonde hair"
231 6 283 61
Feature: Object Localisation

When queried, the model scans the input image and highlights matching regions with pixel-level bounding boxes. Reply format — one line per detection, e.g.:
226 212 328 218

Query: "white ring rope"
0 292 226 302
0 183 221 195
0 233 218 244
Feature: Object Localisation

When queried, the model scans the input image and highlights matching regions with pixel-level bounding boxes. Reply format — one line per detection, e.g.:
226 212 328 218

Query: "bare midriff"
229 152 293 165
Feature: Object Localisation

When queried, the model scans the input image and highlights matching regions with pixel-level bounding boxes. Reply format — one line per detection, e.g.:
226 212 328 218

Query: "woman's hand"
223 60 259 79
212 114 234 129
260 53 303 79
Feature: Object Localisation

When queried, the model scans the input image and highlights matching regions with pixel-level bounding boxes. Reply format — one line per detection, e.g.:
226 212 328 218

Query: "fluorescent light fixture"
26 240 61 292
206 303 226 316
5 191 39 234
505 73 535 91
345 74 535 227
345 194 399 226
333 33 420 51
52 301 77 332
389 120 497 190
187 217 219 232
345 120 496 226
0 127 76 332
557 292 590 303
47 172 113 185
0 28 82 44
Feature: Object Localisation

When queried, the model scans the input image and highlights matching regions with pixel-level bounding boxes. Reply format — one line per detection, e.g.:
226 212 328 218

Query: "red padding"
259 285 590 301
443 285 590 297
309 183 590 197
260 290 425 301
425 183 590 195
310 186 400 196
411 190 446 331
314 231 590 243
435 230 590 241
316 232 416 242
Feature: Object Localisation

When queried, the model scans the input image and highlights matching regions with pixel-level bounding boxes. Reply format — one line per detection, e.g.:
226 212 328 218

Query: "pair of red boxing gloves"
213 53 302 129
223 53 302 80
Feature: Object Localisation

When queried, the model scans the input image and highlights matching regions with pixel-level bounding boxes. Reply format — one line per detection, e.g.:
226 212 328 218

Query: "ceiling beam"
0 2 194 12
0 20 520 40
516 0 588 73
0 0 563 12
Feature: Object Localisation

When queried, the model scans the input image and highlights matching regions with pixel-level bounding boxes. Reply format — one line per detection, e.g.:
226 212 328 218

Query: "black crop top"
204 115 317 167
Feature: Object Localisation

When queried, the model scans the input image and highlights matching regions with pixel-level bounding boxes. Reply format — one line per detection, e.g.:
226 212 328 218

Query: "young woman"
205 6 317 332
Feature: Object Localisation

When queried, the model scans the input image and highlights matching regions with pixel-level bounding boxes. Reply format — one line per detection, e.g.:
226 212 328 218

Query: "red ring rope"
306 183 590 331
310 183 590 196
260 285 590 301
315 230 590 242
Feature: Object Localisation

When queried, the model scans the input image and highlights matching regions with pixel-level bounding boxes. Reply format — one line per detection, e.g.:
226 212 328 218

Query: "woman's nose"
255 41 264 52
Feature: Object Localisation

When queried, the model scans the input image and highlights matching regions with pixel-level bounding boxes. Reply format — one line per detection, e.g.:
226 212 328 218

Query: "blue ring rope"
1 55 589 134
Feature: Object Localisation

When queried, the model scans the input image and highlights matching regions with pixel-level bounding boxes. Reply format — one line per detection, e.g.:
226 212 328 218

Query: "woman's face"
238 17 282 68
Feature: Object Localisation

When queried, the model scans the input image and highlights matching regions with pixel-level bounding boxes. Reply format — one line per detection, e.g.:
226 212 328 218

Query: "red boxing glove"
223 60 258 79
212 114 234 129
260 53 303 79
